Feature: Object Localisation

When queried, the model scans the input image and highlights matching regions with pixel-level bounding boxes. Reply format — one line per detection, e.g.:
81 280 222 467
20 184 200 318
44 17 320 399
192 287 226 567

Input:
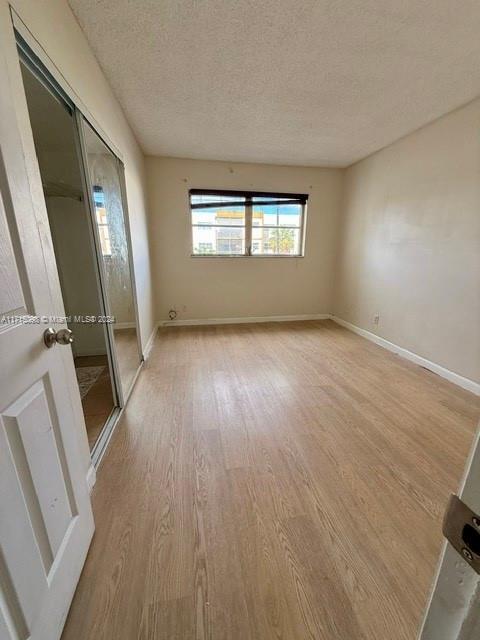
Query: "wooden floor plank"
62 320 480 640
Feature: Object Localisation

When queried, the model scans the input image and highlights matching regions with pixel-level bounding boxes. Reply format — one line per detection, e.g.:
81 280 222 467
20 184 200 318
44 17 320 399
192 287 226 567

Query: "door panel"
0 414 48 632
0 7 94 640
3 378 76 560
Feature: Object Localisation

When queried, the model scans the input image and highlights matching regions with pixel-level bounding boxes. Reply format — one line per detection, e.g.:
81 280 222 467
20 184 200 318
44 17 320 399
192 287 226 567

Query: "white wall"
334 99 480 383
7 0 478 388
147 140 480 388
146 156 343 321
10 0 155 353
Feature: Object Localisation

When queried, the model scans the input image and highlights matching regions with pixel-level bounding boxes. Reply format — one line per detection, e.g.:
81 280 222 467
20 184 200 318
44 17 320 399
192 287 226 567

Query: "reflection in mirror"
82 120 141 396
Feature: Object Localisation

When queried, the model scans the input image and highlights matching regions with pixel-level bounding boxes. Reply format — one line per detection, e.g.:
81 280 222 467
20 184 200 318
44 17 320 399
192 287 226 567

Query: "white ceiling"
68 0 480 167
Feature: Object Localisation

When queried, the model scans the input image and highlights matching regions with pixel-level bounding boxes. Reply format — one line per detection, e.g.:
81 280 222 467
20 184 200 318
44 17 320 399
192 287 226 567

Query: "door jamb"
420 423 480 639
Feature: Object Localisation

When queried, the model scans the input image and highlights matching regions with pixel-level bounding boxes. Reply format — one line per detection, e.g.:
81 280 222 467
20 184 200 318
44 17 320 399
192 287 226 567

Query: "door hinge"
443 494 480 574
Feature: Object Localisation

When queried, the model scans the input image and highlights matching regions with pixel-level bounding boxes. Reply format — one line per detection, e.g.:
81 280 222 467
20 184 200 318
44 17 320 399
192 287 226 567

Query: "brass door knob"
43 327 74 348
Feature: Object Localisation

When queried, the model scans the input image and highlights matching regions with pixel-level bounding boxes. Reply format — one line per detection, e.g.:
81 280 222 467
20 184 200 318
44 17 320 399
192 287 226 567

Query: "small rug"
76 366 105 399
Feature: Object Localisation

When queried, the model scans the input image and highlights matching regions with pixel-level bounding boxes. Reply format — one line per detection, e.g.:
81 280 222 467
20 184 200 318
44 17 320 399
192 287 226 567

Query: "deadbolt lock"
443 494 480 574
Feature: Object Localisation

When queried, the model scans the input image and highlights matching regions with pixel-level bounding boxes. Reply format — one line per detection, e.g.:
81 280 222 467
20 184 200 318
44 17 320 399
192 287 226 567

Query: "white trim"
143 323 158 359
86 464 96 494
113 322 136 330
332 316 480 396
161 314 331 327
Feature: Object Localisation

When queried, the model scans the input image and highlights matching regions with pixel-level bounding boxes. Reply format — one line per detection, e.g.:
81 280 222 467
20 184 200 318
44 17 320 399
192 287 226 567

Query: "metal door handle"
43 327 74 348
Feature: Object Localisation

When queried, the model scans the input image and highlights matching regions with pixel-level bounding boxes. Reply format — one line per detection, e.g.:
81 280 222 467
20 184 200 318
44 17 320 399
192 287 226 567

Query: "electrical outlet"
373 314 380 325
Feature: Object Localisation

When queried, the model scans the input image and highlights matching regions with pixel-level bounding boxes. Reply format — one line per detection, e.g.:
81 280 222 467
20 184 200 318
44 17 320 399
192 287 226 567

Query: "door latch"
443 494 480 574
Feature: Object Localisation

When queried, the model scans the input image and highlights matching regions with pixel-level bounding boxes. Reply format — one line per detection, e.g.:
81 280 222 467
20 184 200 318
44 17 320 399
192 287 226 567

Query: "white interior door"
420 421 480 639
0 8 94 640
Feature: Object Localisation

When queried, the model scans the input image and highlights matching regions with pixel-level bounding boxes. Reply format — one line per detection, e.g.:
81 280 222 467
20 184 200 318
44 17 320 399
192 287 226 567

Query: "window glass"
192 206 245 226
192 226 245 255
251 227 300 256
190 190 306 256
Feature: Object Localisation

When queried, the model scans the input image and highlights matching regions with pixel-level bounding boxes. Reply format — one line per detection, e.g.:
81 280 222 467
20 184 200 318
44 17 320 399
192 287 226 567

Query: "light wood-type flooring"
62 320 480 640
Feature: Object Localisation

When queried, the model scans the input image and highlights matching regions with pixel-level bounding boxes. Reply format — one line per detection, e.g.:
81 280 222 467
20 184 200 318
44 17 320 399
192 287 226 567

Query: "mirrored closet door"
18 36 142 464
79 118 142 398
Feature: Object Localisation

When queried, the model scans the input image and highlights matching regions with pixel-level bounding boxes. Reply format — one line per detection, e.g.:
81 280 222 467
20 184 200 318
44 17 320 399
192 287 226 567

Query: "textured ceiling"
68 0 480 167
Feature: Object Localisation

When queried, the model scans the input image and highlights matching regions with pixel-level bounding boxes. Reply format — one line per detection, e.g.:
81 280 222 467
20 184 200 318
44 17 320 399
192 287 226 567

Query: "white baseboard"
114 322 136 330
73 348 108 357
86 464 96 494
331 316 480 396
143 323 158 359
161 313 330 327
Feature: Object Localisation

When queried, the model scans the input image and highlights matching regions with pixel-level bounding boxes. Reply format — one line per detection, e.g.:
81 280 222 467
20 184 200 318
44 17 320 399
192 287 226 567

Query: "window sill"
190 254 305 259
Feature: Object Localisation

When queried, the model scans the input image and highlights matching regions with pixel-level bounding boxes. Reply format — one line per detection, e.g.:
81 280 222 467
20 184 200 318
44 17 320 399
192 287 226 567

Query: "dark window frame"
189 189 308 257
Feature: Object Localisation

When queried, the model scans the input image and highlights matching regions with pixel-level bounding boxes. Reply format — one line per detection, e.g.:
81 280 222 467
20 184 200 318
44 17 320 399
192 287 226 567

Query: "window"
93 186 112 256
190 189 307 257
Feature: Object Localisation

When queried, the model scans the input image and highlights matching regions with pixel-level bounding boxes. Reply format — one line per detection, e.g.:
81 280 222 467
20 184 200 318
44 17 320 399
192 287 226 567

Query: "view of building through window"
190 190 307 256
93 186 112 256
